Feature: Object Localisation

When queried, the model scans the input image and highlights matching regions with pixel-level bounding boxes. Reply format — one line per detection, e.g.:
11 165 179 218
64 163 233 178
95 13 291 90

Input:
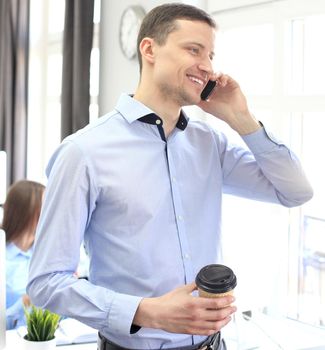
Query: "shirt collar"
115 93 189 130
6 242 33 259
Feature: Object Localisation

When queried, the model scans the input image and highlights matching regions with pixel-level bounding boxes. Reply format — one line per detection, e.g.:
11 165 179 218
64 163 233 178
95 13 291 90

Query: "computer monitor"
0 229 6 349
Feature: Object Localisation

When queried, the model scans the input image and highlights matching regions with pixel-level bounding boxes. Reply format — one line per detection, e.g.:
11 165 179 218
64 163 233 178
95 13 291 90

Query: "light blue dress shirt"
27 94 313 349
6 242 33 329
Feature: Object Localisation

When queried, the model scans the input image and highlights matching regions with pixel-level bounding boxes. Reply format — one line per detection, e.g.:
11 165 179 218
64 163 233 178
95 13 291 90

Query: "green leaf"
24 304 60 341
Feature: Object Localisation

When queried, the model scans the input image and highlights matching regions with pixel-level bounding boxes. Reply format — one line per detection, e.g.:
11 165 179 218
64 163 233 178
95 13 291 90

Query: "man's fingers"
149 283 237 336
200 305 237 321
209 71 223 81
198 295 235 309
182 316 233 336
177 282 197 294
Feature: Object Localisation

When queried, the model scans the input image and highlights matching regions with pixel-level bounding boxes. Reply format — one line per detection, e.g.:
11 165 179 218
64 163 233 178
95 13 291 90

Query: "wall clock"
119 5 146 60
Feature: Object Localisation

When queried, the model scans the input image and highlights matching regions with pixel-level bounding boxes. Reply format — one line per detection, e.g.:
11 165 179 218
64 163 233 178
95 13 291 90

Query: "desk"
6 316 325 350
5 330 97 349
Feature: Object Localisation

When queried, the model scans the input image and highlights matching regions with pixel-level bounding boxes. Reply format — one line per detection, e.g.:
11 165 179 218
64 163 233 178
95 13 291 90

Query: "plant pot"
22 336 56 350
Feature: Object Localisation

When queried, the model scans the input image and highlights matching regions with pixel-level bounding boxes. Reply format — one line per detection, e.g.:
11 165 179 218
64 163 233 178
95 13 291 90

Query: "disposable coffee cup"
195 264 237 298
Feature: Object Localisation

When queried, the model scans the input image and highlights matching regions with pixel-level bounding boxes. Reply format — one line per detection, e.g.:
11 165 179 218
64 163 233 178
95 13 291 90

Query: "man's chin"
179 92 201 106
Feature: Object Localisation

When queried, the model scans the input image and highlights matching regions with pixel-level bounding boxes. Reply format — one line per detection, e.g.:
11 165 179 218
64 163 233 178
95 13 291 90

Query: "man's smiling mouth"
187 75 205 86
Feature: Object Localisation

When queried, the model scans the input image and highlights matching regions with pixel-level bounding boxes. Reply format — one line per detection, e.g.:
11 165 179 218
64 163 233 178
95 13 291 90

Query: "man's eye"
189 47 199 54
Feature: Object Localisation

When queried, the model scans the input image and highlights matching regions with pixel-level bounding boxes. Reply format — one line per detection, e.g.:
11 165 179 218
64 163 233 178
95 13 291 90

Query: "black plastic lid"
195 264 237 294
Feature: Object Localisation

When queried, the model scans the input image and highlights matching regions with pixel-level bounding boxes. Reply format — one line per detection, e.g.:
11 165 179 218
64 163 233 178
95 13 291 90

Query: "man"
27 3 313 350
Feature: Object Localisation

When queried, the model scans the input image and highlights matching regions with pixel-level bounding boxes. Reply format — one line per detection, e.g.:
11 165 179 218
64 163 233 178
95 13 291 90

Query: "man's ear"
139 37 155 65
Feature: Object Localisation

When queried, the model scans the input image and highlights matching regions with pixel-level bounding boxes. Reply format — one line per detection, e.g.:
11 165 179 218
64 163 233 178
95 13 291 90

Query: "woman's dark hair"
137 3 217 72
1 180 45 243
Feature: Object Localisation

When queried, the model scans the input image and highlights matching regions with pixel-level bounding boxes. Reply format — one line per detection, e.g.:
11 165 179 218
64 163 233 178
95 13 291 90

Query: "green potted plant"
23 305 60 349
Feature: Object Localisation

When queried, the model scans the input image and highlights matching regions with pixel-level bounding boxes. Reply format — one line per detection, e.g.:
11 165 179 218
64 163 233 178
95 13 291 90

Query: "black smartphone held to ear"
201 80 217 100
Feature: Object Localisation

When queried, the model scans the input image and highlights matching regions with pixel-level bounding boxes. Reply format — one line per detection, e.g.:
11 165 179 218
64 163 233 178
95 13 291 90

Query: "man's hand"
22 294 31 307
133 282 236 336
198 73 261 135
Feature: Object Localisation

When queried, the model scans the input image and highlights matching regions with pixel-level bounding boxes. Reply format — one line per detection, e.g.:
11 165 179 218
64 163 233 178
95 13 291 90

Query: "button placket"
166 142 195 283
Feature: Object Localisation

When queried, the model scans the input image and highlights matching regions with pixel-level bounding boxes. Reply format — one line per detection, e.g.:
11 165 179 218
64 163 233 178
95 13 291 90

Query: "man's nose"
198 61 214 79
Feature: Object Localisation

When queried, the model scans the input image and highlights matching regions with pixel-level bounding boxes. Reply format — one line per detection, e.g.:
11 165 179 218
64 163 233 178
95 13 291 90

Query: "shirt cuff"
241 123 284 154
107 293 143 335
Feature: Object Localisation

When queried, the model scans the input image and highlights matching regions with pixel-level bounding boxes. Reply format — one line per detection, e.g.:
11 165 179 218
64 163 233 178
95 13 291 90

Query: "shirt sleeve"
6 298 24 330
220 125 313 207
27 141 142 336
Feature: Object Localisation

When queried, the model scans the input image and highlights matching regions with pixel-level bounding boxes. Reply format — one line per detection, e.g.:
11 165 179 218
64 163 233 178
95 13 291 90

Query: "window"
28 0 100 182
208 0 325 328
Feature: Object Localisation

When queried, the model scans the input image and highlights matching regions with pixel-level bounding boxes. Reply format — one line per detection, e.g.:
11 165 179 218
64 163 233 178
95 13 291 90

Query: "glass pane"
94 0 101 24
290 112 325 327
47 54 63 97
29 0 43 44
299 216 325 326
301 112 325 218
28 55 42 99
286 19 304 94
215 24 274 95
287 15 325 95
48 0 65 34
45 102 61 163
221 196 289 314
304 15 325 94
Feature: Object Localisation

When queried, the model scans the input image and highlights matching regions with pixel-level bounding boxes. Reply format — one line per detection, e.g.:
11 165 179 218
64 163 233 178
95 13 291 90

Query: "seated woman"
1 180 45 329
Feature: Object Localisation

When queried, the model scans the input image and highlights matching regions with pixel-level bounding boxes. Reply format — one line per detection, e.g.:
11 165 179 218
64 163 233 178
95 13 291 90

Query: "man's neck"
134 87 182 138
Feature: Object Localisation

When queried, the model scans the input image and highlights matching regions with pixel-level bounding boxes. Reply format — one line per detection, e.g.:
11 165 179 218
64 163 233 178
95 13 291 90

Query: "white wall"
98 0 207 116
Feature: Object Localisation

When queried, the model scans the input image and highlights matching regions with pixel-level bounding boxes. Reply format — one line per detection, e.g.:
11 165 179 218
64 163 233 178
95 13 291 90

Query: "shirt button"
184 253 190 259
177 215 183 221
155 119 161 125
172 177 176 183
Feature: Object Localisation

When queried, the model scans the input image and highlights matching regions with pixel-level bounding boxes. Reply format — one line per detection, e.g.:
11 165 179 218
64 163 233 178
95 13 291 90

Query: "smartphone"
201 80 217 100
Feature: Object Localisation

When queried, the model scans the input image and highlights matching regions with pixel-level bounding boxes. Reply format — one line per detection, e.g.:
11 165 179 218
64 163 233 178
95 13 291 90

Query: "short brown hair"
1 180 45 243
137 3 216 73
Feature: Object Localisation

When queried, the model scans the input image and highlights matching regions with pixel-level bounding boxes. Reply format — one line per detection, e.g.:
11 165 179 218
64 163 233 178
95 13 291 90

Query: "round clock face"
119 6 146 60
